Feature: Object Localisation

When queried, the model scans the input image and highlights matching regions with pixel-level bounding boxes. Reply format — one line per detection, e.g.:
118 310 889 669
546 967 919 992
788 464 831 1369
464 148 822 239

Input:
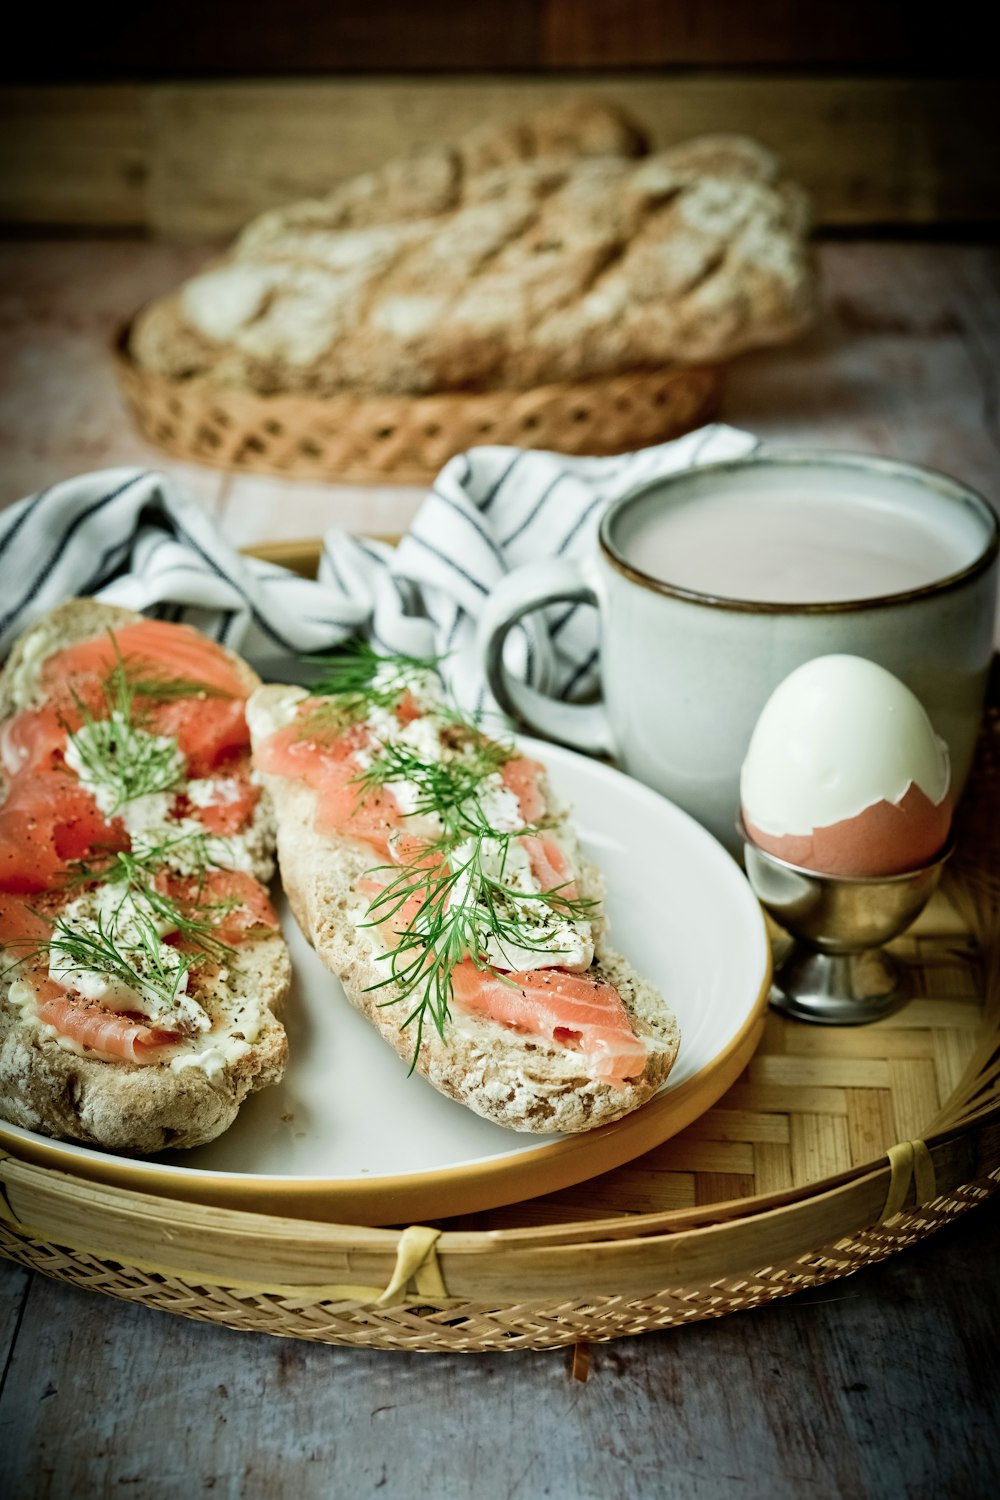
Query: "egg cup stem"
739 825 952 1027
769 942 912 1025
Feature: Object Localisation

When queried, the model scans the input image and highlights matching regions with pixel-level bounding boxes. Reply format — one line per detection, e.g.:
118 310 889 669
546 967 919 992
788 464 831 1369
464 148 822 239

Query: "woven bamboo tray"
113 323 724 485
1 629 997 1352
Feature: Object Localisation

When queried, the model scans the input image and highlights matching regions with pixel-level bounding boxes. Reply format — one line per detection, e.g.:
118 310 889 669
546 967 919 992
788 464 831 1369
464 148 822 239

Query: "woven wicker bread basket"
1 575 997 1352
113 324 724 485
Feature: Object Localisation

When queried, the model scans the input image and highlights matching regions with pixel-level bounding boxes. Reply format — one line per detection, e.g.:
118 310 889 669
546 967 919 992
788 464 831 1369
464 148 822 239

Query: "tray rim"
1 548 997 1347
1 1115 997 1318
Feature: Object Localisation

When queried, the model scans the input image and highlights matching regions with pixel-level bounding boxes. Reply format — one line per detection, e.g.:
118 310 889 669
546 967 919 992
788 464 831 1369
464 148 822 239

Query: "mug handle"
478 558 615 756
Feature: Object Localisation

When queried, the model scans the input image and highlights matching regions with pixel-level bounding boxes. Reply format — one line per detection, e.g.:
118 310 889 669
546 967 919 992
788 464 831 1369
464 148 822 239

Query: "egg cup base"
768 943 912 1026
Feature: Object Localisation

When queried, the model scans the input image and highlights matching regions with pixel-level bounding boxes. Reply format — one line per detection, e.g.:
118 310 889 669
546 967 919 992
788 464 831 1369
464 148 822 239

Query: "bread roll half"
249 682 679 1134
0 601 290 1153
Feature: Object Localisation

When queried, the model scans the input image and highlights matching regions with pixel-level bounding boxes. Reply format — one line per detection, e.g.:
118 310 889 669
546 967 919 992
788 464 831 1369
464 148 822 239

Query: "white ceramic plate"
0 739 771 1224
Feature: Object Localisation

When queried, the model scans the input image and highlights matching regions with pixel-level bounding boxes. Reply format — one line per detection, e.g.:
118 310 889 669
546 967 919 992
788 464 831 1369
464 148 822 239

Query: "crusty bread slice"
0 598 260 721
0 600 290 1153
0 936 289 1153
249 684 679 1133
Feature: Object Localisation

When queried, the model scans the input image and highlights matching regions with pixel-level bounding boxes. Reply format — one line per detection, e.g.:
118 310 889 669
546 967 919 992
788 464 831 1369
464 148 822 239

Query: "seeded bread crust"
129 99 814 399
0 600 291 1153
0 936 289 1153
248 684 680 1134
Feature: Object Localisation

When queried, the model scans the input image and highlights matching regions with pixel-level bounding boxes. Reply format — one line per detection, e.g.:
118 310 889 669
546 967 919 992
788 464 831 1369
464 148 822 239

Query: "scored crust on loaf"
0 600 291 1153
129 99 815 399
249 684 680 1134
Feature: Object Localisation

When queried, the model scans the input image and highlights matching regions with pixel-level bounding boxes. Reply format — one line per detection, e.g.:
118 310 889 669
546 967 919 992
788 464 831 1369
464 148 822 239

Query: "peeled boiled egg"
740 655 951 878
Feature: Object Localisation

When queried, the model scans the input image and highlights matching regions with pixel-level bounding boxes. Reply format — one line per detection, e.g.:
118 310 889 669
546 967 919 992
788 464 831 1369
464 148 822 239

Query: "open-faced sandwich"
0 601 290 1153
249 649 679 1133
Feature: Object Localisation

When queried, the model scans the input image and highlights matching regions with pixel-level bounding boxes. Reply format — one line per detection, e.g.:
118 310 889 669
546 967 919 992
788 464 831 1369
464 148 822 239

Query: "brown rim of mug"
598 450 1000 615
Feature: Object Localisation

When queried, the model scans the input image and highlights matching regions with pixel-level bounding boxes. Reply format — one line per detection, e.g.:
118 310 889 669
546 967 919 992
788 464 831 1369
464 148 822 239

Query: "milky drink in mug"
478 452 999 853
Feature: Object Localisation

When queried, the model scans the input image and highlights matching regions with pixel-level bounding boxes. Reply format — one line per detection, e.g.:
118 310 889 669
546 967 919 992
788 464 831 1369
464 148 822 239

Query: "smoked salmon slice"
501 758 547 825
313 767 400 852
258 719 402 853
36 994 182 1063
450 959 647 1086
0 895 52 952
0 705 70 777
41 622 252 776
356 873 428 943
180 768 260 835
356 839 446 943
157 868 278 944
32 622 250 778
256 717 371 775
0 616 260 898
518 834 579 898
0 772 127 895
258 708 548 857
148 698 249 776
42 620 248 701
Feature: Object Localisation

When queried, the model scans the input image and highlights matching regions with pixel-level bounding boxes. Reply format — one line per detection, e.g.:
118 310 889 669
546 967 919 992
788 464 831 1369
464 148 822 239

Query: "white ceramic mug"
478 451 999 853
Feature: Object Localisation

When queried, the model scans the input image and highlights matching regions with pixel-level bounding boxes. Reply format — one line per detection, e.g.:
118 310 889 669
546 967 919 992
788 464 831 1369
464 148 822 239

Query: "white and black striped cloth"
0 425 757 712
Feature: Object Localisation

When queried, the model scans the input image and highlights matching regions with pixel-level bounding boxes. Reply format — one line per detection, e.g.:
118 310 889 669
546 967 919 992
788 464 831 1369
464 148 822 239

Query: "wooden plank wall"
2 0 997 235
3 77 998 237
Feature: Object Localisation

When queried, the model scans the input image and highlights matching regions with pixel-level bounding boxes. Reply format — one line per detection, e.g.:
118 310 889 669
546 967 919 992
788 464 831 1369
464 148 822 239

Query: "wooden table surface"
1 237 999 1499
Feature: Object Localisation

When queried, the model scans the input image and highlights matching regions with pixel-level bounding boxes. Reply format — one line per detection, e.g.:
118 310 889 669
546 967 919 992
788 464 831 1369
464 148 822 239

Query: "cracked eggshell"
740 655 952 877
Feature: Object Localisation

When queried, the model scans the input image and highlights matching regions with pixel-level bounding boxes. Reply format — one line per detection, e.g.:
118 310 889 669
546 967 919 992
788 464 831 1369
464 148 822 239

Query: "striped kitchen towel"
0 424 757 711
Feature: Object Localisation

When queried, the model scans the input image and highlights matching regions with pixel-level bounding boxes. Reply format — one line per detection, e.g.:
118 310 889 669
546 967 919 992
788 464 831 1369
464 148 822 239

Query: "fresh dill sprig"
118 652 235 703
64 639 186 812
29 850 240 1026
352 740 510 831
47 903 192 1014
361 831 597 1066
67 847 238 964
364 842 485 1065
305 640 444 719
296 644 597 1062
69 824 215 885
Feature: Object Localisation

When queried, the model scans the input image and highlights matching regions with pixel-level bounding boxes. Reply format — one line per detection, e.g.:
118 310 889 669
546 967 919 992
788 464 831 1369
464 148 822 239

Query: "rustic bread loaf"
0 601 290 1153
248 683 680 1134
129 99 814 399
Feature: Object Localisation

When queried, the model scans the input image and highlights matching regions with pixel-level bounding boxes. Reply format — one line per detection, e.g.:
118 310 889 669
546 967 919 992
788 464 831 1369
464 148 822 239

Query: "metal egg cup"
738 822 953 1025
